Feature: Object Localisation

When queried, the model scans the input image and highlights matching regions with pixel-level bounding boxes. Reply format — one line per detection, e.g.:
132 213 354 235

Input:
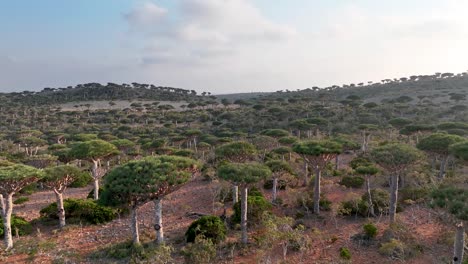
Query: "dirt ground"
2 170 455 264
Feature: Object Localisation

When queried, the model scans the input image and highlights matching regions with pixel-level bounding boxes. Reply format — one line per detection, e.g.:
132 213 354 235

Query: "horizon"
1 0 468 94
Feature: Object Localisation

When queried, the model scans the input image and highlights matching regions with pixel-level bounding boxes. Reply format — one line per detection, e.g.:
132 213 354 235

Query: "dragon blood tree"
0 161 43 249
293 140 342 214
100 155 199 245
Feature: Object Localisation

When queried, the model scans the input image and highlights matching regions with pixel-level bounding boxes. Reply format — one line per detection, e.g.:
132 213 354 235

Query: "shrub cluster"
339 176 365 188
430 187 468 220
185 216 227 243
0 215 32 236
232 189 272 226
40 198 116 224
339 189 390 217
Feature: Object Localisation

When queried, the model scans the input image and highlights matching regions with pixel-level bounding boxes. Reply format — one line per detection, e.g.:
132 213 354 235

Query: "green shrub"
379 239 405 259
69 172 93 188
430 187 468 220
185 216 227 243
298 191 332 212
263 179 288 190
340 176 365 188
14 196 30 205
40 198 116 224
340 189 390 217
249 186 264 197
232 195 272 225
181 236 217 264
399 187 429 202
99 240 174 263
19 183 38 195
363 223 378 239
87 188 104 199
0 215 32 236
339 247 351 260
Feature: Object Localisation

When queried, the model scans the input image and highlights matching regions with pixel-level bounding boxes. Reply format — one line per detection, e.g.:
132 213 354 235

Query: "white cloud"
124 2 168 31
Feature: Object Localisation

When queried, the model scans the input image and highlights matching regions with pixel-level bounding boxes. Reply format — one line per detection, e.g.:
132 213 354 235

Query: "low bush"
232 196 272 226
363 223 378 239
379 239 405 259
263 179 288 190
429 187 468 220
0 215 32 236
339 189 390 217
249 186 264 197
96 240 174 263
87 188 104 199
399 187 429 202
40 198 116 224
297 191 333 212
339 247 351 260
181 236 217 264
14 196 30 205
185 216 227 243
69 172 93 188
340 176 365 188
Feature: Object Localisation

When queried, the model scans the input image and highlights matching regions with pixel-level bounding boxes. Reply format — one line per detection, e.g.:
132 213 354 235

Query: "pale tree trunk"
453 222 465 264
131 207 140 245
241 186 248 244
154 199 164 244
303 162 308 186
232 185 239 204
313 167 321 214
0 194 5 216
439 156 448 179
272 177 278 202
55 191 66 228
92 160 99 200
366 176 375 217
2 193 14 250
389 174 399 223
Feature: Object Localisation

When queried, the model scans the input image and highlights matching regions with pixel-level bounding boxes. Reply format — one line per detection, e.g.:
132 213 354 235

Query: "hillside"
0 72 467 264
0 82 204 106
267 71 468 104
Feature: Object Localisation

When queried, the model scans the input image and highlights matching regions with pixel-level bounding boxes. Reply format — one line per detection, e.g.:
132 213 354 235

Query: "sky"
1 0 468 94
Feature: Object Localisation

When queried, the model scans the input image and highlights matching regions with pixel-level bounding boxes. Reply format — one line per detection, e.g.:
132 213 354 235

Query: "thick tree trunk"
154 199 164 244
366 176 375 217
439 156 448 179
313 167 321 214
92 160 99 200
272 177 278 202
453 222 465 264
232 185 239 203
2 193 14 250
241 186 248 244
389 174 399 223
131 207 140 245
55 191 66 228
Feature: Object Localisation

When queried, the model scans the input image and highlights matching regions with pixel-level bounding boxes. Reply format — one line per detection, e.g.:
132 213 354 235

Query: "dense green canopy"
0 162 43 194
265 160 294 175
371 143 422 172
217 163 271 185
43 165 83 183
215 141 257 162
450 141 468 161
292 140 342 156
70 140 119 160
101 156 199 207
417 133 465 155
